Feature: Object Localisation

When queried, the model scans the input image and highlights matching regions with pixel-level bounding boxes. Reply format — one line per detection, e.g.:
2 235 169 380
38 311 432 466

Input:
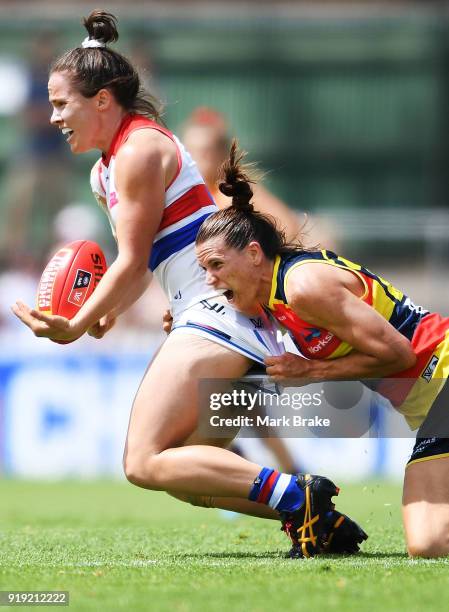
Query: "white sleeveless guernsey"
90 114 285 364
90 114 219 317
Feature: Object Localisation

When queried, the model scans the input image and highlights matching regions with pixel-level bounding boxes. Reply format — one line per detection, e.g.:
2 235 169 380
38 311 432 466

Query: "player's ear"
96 88 111 111
247 241 264 265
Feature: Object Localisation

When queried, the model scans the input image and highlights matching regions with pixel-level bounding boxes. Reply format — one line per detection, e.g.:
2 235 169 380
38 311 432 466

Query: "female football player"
11 10 366 558
195 141 449 558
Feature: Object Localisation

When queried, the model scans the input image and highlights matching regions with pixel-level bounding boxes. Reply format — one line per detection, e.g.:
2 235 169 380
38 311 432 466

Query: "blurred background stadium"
0 0 448 482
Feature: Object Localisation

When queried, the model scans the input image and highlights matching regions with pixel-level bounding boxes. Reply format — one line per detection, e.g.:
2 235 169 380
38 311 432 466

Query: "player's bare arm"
89 156 153 337
265 263 416 381
12 130 176 342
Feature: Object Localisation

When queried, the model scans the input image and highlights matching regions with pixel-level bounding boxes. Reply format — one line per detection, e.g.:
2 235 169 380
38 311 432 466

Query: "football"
37 240 107 321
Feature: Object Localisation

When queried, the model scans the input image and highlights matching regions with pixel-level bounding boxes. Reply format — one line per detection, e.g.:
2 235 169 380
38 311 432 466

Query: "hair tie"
82 37 106 49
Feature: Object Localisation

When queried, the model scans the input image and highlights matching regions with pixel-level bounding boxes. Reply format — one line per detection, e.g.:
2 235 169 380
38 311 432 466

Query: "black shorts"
407 379 449 465
408 437 449 466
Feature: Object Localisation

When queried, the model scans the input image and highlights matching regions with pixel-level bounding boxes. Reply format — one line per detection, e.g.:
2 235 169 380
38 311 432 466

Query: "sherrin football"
37 240 107 320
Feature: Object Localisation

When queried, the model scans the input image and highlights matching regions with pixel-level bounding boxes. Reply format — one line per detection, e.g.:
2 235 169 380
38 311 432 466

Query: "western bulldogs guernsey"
90 114 220 316
269 250 449 429
89 113 285 364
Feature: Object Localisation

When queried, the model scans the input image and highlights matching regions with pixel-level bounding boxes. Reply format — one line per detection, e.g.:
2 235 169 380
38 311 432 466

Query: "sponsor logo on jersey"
302 327 322 342
109 191 118 208
68 269 92 307
422 355 439 382
308 332 334 354
403 296 429 316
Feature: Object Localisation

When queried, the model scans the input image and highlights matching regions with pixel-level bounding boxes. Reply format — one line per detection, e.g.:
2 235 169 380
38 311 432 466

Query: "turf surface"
0 479 448 611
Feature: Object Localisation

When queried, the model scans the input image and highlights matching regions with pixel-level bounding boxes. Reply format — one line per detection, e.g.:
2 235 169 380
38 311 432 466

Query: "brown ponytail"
218 141 255 213
196 141 304 258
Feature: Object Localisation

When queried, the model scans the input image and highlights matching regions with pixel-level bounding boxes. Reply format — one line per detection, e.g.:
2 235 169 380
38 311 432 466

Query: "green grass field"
1 479 448 611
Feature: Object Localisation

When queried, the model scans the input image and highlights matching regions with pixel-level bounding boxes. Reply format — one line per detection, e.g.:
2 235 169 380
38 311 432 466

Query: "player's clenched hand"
264 353 312 382
11 300 83 343
162 309 173 334
88 313 117 339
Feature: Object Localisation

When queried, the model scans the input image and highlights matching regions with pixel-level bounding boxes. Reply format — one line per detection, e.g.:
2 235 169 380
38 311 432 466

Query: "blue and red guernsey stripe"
150 213 211 270
158 184 214 232
149 184 215 270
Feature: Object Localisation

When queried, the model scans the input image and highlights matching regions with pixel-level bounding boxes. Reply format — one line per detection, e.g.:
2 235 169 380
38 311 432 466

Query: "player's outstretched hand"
11 300 82 343
321 509 368 554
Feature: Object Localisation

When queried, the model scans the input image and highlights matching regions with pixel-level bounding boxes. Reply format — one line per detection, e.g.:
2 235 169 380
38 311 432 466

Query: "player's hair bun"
219 180 254 212
218 140 255 213
83 10 119 45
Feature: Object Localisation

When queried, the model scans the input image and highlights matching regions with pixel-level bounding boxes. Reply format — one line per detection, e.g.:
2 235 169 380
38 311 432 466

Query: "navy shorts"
407 379 449 465
408 437 449 466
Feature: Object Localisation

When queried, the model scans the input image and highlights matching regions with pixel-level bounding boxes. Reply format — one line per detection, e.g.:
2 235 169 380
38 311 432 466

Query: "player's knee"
407 540 445 558
404 507 449 558
123 453 161 490
406 532 449 558
122 458 147 487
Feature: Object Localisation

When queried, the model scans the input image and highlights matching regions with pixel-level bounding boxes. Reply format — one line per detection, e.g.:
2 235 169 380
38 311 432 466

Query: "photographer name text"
209 415 330 427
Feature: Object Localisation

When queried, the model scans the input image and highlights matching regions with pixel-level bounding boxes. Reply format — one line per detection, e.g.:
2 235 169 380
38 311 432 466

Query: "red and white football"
37 240 107 319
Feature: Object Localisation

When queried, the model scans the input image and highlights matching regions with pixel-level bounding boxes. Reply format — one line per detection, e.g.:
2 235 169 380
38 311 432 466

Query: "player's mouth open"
61 127 74 141
223 289 234 302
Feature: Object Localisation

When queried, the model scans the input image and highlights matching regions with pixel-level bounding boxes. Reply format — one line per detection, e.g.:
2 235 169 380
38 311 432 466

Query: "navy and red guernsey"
268 250 449 430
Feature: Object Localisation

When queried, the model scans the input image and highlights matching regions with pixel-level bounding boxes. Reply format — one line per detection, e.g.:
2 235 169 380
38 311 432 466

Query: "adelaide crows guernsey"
268 250 449 429
90 114 219 316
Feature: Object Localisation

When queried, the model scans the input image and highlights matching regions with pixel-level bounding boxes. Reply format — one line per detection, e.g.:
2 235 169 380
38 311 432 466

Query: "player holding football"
12 10 366 558
195 141 449 558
